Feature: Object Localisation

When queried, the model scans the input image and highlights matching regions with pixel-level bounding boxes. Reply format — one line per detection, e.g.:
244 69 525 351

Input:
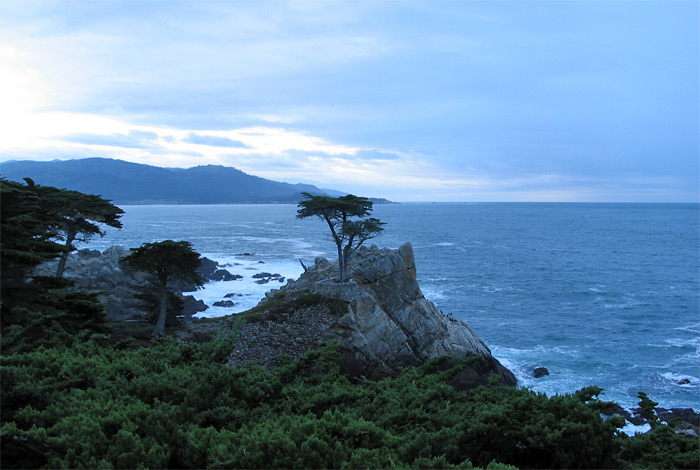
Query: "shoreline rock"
258 242 517 390
34 246 225 321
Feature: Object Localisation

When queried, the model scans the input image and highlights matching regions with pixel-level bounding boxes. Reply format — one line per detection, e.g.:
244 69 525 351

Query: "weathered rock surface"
34 246 147 321
34 246 211 321
262 242 516 390
181 295 208 317
534 367 550 378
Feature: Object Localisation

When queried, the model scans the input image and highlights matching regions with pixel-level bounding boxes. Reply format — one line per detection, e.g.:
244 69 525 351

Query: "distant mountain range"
0 158 390 205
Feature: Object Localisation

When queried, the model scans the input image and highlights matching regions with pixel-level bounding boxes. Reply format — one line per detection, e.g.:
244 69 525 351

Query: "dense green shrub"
1 332 698 469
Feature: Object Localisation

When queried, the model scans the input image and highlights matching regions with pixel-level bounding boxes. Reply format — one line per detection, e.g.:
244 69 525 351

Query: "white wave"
422 289 446 302
436 242 454 247
659 372 698 385
664 337 700 348
483 286 504 293
621 422 651 436
192 256 304 318
674 323 700 334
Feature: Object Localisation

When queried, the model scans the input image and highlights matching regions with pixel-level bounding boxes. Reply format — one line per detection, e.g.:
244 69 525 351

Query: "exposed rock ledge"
259 242 517 390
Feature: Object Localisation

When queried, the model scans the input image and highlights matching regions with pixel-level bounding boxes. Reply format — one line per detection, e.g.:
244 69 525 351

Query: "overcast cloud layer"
0 0 697 202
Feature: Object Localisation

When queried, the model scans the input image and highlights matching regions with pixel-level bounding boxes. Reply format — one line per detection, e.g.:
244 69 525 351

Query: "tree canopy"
122 240 203 337
297 193 384 282
0 178 108 348
1 178 64 287
31 181 124 278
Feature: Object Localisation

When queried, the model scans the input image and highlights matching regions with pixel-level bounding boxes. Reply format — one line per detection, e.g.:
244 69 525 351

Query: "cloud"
61 130 160 149
184 133 249 148
1 1 697 202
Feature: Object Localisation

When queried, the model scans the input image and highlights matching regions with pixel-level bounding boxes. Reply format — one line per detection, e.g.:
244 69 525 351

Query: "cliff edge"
264 242 517 390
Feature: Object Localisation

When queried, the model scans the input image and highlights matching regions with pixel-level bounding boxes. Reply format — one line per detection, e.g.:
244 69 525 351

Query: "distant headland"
0 157 393 205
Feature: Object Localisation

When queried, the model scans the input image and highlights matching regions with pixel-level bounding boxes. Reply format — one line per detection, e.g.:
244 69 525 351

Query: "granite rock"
266 242 516 390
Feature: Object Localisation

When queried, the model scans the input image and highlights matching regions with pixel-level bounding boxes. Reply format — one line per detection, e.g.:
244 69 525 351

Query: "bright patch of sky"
0 0 697 202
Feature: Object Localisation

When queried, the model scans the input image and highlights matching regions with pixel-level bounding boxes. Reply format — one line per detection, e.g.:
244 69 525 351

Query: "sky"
0 0 698 202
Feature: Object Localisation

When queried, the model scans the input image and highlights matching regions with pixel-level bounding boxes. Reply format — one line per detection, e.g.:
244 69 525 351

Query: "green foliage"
0 178 64 293
297 192 385 281
133 286 185 326
329 297 350 316
3 332 696 470
236 291 349 324
617 424 699 469
0 179 110 345
637 391 661 429
123 240 203 288
31 182 124 278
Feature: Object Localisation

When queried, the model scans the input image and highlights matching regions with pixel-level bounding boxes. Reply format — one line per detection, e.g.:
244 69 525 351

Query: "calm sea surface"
87 203 699 412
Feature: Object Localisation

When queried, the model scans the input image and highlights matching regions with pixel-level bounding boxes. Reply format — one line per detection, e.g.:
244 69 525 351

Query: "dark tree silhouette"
29 182 124 278
297 193 384 282
122 240 203 337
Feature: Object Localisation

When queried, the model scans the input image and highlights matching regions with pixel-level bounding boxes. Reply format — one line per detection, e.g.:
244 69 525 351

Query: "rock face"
34 246 210 321
34 246 148 321
269 242 516 390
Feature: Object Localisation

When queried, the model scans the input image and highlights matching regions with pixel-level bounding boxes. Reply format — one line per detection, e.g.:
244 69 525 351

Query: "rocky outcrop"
34 246 148 321
34 246 210 321
263 242 516 390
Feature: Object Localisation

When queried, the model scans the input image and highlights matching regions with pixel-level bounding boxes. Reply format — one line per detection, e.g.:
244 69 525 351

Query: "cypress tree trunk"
56 230 76 278
56 248 69 278
336 242 346 282
153 285 168 338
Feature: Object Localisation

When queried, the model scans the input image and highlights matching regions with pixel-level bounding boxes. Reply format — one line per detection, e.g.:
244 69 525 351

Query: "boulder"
181 295 208 317
76 248 101 259
534 367 550 378
195 257 243 283
657 408 700 428
268 242 516 390
197 257 219 278
209 270 242 281
213 300 236 308
253 272 274 279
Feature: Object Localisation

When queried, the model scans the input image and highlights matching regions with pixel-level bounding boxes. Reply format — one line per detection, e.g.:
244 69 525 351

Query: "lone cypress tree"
122 240 203 337
297 193 384 282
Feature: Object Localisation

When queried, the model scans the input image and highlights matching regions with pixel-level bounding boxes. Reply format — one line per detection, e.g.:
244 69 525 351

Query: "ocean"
86 203 699 413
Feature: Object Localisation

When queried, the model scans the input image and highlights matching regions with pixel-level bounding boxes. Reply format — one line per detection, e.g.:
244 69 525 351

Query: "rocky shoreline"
42 244 699 436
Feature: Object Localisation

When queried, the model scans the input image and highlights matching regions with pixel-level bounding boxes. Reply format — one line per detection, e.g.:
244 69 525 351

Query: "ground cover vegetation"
2 337 698 469
1 180 698 469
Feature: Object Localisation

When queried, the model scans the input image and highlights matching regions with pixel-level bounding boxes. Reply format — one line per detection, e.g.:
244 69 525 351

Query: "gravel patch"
228 305 337 369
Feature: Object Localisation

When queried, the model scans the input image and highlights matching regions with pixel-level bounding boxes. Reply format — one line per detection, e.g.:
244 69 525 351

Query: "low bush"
2 333 697 469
